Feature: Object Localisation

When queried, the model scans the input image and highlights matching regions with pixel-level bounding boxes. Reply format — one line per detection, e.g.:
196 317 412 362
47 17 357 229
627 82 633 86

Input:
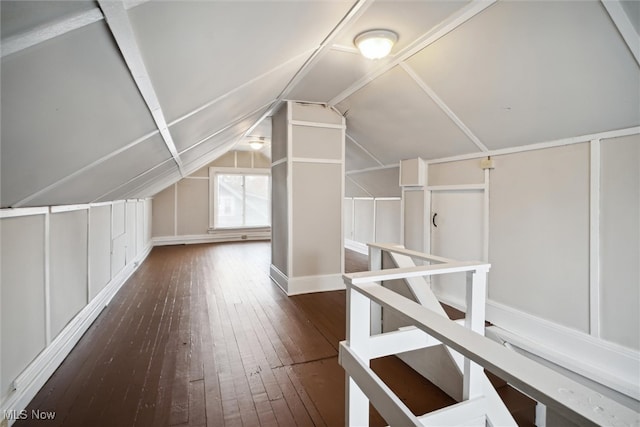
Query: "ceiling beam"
12 130 159 208
1 8 104 58
328 0 497 107
98 0 185 176
601 0 640 67
241 0 375 143
399 62 488 152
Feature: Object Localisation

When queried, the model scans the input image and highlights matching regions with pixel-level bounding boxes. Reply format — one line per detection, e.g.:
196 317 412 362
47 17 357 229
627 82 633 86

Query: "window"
210 168 270 229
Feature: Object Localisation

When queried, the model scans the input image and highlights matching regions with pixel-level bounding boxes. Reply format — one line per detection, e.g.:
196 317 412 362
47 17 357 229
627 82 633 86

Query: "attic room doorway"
430 189 485 307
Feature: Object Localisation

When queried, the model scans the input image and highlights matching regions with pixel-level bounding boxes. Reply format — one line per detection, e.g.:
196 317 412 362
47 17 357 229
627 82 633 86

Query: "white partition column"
270 101 345 295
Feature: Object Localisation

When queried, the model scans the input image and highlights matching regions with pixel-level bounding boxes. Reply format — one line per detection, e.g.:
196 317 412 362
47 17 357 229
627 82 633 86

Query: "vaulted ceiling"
1 0 638 207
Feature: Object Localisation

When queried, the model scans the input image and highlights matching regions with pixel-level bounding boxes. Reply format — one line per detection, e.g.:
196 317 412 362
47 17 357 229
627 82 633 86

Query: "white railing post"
369 245 383 334
463 269 487 401
346 286 371 426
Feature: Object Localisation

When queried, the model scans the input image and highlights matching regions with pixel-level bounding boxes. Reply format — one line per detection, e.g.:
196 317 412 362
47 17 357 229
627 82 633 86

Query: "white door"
430 190 484 309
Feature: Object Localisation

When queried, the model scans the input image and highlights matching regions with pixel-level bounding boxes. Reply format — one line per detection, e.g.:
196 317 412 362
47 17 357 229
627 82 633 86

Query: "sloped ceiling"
1 0 638 207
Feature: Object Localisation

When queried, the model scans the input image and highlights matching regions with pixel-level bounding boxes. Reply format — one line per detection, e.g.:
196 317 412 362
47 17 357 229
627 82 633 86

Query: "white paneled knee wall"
344 197 401 254
0 199 153 422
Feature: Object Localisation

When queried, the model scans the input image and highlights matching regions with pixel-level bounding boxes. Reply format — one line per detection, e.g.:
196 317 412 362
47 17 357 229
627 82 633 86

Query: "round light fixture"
354 29 398 60
248 139 264 150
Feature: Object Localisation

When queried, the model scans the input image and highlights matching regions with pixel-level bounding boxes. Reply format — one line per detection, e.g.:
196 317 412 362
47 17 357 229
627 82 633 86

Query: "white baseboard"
269 265 345 296
345 239 368 255
0 243 153 426
287 273 345 295
153 232 270 246
270 264 289 294
486 300 640 402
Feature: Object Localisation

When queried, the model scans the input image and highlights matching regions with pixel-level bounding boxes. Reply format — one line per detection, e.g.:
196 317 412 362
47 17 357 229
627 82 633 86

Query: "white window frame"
209 167 271 230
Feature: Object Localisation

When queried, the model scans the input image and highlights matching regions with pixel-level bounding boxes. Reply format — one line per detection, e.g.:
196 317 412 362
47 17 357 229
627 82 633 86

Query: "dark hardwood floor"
17 242 532 426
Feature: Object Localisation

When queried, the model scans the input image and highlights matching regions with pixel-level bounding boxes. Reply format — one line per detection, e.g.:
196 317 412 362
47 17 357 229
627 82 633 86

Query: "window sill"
208 226 271 234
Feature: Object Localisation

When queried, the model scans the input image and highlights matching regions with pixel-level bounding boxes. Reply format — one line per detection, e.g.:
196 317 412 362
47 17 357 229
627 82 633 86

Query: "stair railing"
339 243 639 426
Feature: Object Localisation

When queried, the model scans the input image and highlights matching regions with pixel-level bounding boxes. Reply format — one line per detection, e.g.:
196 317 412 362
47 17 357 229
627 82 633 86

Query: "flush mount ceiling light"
248 138 265 150
354 29 398 59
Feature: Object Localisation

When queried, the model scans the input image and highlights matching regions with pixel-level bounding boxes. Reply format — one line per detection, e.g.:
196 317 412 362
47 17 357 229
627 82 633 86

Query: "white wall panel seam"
44 211 51 345
173 183 178 237
287 102 293 278
342 115 346 274
589 139 601 337
426 127 640 165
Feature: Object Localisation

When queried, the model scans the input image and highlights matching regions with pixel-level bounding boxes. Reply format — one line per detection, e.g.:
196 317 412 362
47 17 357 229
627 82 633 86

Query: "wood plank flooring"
16 242 532 426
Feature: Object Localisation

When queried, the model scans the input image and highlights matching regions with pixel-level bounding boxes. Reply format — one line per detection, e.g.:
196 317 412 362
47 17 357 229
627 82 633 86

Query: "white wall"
270 101 345 295
404 134 640 402
599 135 639 349
419 138 640 351
0 199 153 420
152 150 271 245
344 197 401 254
490 143 590 332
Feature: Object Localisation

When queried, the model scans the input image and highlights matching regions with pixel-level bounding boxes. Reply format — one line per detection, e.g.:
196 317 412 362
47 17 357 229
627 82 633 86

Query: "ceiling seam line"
120 164 182 201
241 0 375 145
178 101 275 157
327 0 497 107
1 8 104 58
11 130 159 208
167 50 314 128
92 158 175 203
98 0 185 176
134 128 253 198
346 133 385 167
179 131 252 178
346 176 374 197
399 62 488 152
346 163 400 176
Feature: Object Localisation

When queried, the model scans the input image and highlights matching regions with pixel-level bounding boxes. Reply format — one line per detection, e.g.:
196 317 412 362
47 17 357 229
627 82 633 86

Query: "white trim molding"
153 231 271 247
286 273 345 296
345 238 368 255
270 265 345 296
0 207 49 218
486 300 640 402
1 243 152 426
269 264 289 294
